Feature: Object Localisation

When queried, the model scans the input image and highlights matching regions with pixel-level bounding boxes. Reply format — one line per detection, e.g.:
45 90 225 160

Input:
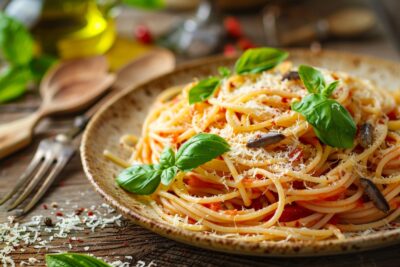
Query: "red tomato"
187 176 213 188
292 180 305 190
134 25 153 44
289 147 304 162
387 110 398 120
278 205 312 222
328 215 339 225
204 202 222 211
237 38 256 50
223 44 237 57
224 16 242 38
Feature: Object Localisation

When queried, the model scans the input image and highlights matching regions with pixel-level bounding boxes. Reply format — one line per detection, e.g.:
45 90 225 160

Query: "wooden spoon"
0 49 175 159
0 56 115 160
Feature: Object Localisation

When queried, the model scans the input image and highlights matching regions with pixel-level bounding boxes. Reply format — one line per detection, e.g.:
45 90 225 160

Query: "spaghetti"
107 60 400 241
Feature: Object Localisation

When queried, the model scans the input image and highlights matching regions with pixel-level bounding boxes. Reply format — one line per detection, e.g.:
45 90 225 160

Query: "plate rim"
81 49 400 257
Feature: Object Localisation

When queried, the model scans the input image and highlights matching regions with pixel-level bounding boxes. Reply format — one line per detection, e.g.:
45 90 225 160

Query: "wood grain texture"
1 2 400 266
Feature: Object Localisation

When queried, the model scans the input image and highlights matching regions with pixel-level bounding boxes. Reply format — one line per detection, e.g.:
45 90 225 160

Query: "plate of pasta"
81 48 400 256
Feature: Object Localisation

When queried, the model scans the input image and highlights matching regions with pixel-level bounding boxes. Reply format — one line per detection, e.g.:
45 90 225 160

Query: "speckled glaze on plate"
81 49 400 256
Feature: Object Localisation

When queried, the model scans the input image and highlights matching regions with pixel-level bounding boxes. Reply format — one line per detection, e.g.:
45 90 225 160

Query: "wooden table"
1 2 400 266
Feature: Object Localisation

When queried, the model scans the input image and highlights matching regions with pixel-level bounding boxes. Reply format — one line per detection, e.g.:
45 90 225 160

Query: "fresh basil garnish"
159 147 175 169
188 77 220 104
117 133 230 195
122 0 165 9
117 164 161 195
234 47 288 74
0 12 56 103
292 65 356 148
161 166 179 185
175 133 230 172
0 12 33 66
46 253 111 267
298 65 325 94
0 66 31 103
218 66 231 78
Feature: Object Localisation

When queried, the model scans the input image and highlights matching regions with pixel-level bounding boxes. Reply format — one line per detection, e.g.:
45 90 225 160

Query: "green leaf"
0 66 31 103
188 77 220 104
175 133 230 172
161 166 179 186
291 94 356 148
321 80 339 98
122 0 164 9
29 54 58 83
298 65 326 94
46 253 111 267
0 12 33 66
234 47 288 74
159 147 175 169
116 164 161 194
218 66 231 78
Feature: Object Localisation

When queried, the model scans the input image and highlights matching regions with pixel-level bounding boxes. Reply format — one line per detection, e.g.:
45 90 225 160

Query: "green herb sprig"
0 12 56 103
117 133 230 195
46 253 111 267
188 47 288 104
291 65 356 148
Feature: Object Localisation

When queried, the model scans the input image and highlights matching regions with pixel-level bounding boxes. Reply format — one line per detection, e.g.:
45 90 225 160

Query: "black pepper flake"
44 217 53 227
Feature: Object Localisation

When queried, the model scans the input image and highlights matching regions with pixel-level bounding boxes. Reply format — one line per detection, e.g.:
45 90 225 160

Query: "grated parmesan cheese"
0 202 126 266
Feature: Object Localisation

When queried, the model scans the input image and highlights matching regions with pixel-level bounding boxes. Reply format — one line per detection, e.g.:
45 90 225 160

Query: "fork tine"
7 153 54 211
22 157 70 214
0 146 45 205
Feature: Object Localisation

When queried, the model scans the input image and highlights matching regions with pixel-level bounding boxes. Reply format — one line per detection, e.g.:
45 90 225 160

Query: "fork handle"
0 111 43 160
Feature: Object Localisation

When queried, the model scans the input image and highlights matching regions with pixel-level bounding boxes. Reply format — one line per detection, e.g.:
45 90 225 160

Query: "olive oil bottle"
31 0 115 59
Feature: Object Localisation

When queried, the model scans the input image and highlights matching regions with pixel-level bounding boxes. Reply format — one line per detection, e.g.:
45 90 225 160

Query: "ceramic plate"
81 49 400 256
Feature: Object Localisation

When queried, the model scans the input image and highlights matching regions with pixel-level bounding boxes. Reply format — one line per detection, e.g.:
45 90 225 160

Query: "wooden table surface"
1 1 400 266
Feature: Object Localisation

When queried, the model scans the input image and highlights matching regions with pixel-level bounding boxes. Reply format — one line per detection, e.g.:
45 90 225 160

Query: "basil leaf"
234 47 288 74
321 80 339 98
161 166 179 186
159 147 175 169
46 253 111 267
218 66 231 78
122 0 164 9
29 54 57 82
116 164 161 194
0 12 33 66
175 133 230 172
188 77 220 104
292 94 356 148
298 65 326 94
0 66 31 103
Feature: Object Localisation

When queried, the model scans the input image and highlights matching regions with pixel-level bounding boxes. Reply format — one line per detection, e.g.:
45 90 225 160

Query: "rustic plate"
81 49 400 256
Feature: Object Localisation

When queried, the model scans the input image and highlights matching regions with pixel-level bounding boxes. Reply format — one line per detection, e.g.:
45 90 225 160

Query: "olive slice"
246 133 285 148
360 178 390 213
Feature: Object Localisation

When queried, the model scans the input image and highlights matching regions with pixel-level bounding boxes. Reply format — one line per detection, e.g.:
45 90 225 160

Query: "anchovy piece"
246 133 285 148
360 178 390 213
282 71 300 81
359 123 374 148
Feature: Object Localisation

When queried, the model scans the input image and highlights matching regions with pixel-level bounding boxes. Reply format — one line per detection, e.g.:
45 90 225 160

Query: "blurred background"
0 0 398 103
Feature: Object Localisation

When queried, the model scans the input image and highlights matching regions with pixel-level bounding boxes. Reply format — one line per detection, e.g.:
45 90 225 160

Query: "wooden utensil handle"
61 89 119 141
0 112 42 160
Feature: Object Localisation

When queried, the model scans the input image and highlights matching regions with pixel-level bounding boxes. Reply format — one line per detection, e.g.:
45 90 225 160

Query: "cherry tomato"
223 44 237 57
278 205 312 222
204 202 222 211
224 16 242 38
134 25 153 44
237 37 255 50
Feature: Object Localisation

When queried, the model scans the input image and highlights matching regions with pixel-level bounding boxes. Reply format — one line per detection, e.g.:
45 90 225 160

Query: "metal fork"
0 114 89 215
